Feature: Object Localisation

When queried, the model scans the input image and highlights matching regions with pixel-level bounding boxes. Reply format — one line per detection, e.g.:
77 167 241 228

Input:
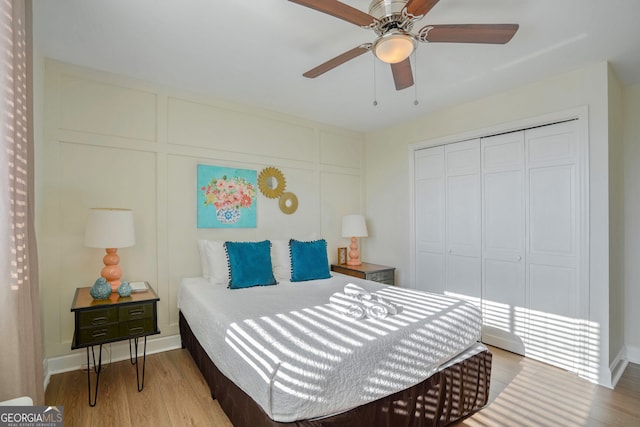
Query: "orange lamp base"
346 237 362 266
101 248 123 293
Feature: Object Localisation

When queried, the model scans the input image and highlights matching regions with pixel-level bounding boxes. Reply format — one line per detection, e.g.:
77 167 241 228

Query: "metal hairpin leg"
129 336 147 392
86 344 103 407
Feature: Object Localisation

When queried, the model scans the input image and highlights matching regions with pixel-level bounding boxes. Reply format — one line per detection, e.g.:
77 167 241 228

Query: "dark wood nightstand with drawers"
331 262 395 286
71 284 160 406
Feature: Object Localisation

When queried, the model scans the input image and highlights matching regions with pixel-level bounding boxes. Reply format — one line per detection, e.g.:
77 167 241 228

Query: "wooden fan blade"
420 24 519 44
303 45 371 78
289 0 375 27
405 0 441 17
391 58 414 91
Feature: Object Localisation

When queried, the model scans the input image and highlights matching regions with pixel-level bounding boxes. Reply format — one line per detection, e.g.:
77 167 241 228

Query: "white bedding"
178 273 483 422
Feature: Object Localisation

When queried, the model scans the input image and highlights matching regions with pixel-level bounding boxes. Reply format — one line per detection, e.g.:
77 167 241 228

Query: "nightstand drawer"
331 262 395 286
78 308 118 328
120 318 155 337
331 264 365 279
119 303 153 321
78 323 120 345
367 270 394 284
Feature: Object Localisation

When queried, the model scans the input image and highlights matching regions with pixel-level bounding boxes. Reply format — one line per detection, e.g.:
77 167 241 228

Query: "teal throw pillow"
224 241 277 289
289 239 331 282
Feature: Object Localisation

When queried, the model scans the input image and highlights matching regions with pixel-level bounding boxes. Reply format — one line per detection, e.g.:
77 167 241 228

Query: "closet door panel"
529 165 575 256
447 174 481 256
529 264 576 316
447 255 481 300
414 146 445 293
483 259 525 320
526 125 578 285
415 177 445 293
415 146 444 179
527 264 579 370
481 132 526 353
484 171 523 253
446 147 479 175
528 129 577 166
445 140 481 303
525 121 581 371
483 259 527 352
416 179 444 253
416 252 445 294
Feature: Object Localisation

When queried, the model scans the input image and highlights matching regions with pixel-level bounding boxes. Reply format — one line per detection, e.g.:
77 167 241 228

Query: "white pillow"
201 240 230 285
271 239 291 281
197 239 210 278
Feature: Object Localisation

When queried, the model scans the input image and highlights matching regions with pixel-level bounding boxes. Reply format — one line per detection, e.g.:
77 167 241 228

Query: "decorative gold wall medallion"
258 167 286 199
279 192 298 215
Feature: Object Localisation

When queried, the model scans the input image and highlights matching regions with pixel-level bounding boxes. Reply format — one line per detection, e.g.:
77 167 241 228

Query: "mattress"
177 273 483 422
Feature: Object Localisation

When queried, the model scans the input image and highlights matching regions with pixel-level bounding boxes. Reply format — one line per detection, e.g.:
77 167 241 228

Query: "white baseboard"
626 344 640 364
44 334 182 391
609 346 629 389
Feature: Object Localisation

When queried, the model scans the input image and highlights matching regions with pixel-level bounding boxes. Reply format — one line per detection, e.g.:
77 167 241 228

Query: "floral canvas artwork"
197 165 257 228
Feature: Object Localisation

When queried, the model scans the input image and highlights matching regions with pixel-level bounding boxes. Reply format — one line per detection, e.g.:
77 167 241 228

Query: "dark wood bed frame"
179 311 491 427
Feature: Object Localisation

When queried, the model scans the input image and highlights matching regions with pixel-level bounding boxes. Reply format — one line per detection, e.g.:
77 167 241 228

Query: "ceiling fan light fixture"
373 31 416 64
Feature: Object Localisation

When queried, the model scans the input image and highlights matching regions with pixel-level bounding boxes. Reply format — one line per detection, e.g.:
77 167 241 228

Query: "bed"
178 264 491 425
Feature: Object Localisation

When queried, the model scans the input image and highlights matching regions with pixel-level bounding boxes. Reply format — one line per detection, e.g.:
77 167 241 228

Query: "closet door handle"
448 249 453 254
516 255 522 261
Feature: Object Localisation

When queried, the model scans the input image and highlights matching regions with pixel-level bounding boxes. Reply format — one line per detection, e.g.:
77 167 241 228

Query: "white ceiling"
33 0 640 132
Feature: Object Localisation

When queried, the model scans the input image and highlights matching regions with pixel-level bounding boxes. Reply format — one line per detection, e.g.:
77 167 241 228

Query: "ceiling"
33 0 640 132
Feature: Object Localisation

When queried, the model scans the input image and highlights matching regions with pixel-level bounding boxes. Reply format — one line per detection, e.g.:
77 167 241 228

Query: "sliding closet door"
480 131 526 354
525 120 581 371
413 140 481 301
445 140 481 305
413 120 585 373
414 146 445 294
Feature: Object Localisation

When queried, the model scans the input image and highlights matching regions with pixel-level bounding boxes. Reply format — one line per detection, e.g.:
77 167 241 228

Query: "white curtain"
0 0 44 404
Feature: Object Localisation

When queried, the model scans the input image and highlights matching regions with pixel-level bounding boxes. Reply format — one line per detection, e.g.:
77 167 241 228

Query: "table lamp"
84 208 135 292
341 214 368 266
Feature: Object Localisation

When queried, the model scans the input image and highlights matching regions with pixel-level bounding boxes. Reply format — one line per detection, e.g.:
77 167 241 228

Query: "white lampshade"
84 208 135 248
341 214 368 238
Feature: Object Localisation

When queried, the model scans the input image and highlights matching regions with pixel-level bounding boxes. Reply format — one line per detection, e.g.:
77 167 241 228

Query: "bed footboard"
179 311 491 427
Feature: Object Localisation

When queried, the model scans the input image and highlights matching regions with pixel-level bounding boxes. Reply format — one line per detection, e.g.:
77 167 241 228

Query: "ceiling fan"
290 0 519 90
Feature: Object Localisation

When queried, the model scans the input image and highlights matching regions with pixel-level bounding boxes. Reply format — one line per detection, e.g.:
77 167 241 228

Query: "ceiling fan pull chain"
373 54 378 107
413 50 419 106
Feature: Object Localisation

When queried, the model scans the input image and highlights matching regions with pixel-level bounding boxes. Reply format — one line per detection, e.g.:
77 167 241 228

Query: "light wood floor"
45 346 640 426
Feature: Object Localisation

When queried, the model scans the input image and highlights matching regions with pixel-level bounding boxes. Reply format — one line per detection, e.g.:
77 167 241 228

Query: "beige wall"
38 60 365 361
623 83 640 362
364 61 618 386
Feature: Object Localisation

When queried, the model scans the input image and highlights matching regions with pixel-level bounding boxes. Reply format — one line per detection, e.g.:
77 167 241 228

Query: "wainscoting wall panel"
39 60 365 367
